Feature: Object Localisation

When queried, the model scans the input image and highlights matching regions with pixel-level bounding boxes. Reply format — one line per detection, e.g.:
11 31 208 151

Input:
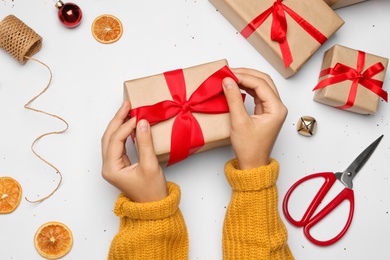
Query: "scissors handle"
283 172 355 246
283 172 337 226
304 188 355 246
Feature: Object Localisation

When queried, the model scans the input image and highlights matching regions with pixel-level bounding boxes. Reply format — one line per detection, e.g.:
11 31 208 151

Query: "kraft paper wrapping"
209 0 344 78
313 44 389 114
323 0 367 9
123 59 232 164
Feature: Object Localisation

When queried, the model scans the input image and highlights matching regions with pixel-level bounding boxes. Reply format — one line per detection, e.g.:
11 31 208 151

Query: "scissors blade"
336 135 383 188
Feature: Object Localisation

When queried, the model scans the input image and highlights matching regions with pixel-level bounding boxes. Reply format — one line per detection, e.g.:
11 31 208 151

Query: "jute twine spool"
0 15 68 203
0 15 42 64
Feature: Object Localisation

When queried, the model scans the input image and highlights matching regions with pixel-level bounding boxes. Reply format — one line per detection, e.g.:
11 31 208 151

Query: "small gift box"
124 59 239 166
323 0 367 9
313 44 388 114
209 0 344 78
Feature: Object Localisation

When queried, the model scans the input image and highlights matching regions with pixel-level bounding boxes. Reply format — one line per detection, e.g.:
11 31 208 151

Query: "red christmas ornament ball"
56 1 82 28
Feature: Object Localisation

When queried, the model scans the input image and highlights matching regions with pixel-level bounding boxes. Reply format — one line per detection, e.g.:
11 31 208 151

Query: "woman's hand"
101 101 168 202
223 68 288 170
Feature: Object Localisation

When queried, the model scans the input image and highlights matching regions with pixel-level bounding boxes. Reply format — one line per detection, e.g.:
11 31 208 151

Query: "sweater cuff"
224 158 280 191
113 182 181 220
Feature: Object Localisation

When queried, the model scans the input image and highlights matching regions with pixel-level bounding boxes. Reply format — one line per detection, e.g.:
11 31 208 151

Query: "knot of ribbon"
241 0 327 68
313 50 388 110
130 65 239 166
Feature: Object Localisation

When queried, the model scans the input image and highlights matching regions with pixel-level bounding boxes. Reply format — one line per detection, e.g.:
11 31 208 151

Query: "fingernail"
222 77 234 90
138 119 149 132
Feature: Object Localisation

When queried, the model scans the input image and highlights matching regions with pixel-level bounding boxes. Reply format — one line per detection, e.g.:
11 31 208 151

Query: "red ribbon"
130 65 239 166
313 50 388 110
241 0 327 68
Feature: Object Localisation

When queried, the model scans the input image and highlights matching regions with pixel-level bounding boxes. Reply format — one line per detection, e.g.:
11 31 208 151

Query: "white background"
1 0 389 259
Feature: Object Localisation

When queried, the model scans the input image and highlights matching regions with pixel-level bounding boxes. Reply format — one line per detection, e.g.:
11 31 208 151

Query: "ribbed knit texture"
108 182 188 260
223 158 294 260
107 159 294 260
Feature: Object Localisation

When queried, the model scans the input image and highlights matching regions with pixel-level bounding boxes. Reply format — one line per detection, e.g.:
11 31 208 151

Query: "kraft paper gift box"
209 0 344 78
124 59 239 166
323 0 367 9
313 44 388 114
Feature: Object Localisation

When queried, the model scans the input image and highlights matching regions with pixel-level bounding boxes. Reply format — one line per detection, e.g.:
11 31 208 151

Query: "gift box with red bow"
323 0 367 9
124 59 239 166
209 0 344 78
313 44 388 114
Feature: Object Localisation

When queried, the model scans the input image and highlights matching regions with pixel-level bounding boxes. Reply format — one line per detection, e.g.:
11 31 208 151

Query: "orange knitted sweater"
108 159 294 260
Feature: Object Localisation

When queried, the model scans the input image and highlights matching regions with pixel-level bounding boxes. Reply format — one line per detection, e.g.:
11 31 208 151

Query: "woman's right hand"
222 68 288 170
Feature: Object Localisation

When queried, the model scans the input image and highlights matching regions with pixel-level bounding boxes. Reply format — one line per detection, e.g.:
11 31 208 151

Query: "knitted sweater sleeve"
108 182 188 260
223 158 294 260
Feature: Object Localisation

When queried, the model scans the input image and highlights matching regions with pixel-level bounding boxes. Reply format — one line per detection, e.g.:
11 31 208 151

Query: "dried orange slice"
0 176 22 214
34 221 73 259
91 14 123 44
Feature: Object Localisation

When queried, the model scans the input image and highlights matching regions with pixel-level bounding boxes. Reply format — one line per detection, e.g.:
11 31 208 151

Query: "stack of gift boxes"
124 0 388 166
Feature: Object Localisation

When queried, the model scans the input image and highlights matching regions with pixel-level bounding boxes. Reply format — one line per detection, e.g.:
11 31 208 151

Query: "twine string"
0 15 68 203
0 15 42 64
24 57 69 203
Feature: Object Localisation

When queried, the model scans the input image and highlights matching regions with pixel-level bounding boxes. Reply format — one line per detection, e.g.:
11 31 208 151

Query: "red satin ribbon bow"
130 65 239 166
241 0 327 68
313 50 388 110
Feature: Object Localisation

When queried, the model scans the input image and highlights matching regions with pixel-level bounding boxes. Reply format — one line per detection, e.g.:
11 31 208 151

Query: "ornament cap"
55 0 64 9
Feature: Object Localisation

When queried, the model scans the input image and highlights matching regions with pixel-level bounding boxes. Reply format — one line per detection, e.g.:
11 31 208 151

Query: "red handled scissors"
283 135 383 246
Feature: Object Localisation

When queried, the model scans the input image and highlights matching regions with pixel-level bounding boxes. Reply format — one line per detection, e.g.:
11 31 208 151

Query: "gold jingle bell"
297 116 317 137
